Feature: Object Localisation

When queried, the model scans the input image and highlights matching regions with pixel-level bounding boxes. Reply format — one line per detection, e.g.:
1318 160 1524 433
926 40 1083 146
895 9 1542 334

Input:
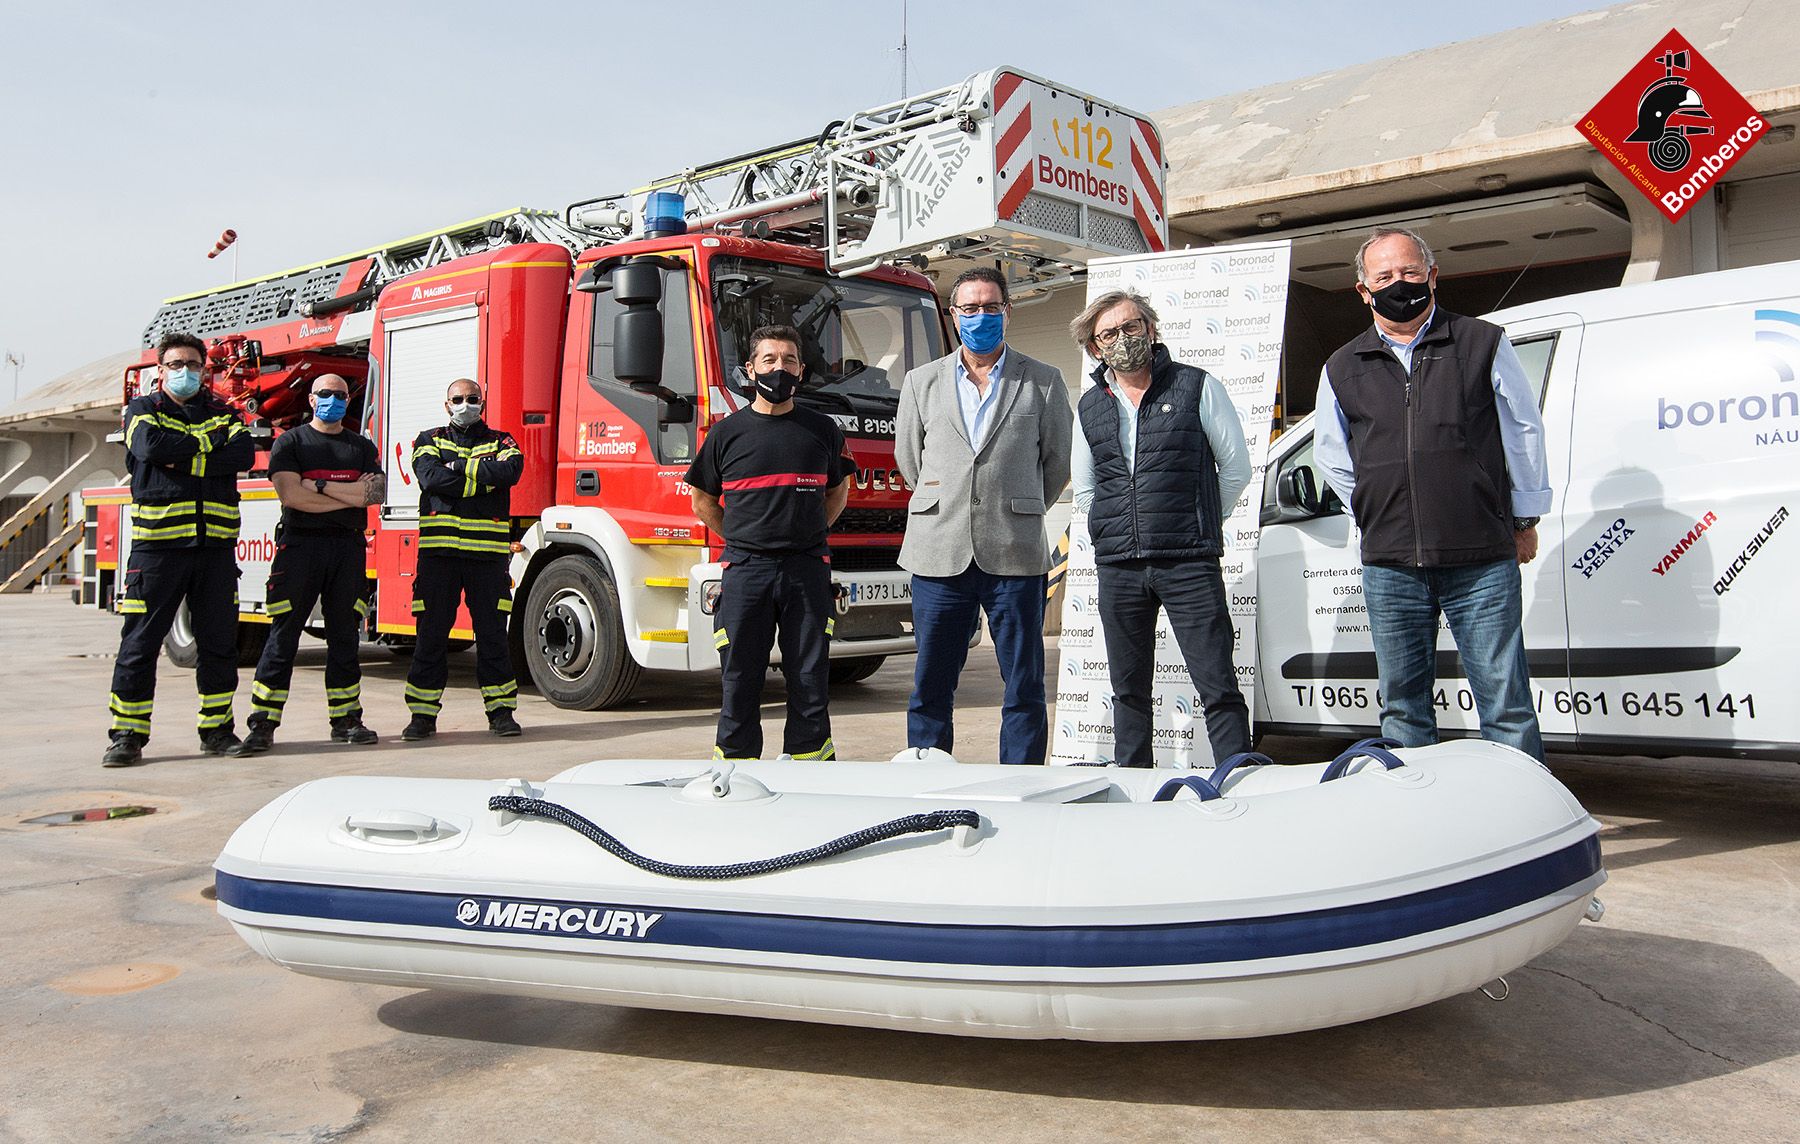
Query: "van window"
587 266 697 464
1511 334 1557 406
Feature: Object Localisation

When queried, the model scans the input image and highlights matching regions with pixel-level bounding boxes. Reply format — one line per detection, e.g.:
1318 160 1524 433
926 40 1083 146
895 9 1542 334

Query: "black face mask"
752 368 801 404
1369 277 1433 323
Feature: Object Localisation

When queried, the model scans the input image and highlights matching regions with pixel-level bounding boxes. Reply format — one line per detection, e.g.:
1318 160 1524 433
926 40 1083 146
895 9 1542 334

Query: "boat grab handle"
1207 751 1274 791
344 810 452 844
1319 738 1407 783
1152 775 1224 802
486 794 982 880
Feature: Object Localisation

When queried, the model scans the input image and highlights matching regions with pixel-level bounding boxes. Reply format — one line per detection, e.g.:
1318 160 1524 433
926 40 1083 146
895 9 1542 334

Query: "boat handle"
1152 775 1224 802
1319 738 1407 783
1207 751 1273 791
344 810 447 844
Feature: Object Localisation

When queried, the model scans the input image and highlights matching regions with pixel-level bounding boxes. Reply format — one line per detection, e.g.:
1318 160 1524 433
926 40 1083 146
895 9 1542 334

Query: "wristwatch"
1512 516 1540 531
315 478 328 494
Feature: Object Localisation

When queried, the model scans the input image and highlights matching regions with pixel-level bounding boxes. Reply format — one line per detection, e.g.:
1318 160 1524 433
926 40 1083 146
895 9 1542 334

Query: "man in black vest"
103 332 255 766
1069 291 1253 767
1314 227 1550 760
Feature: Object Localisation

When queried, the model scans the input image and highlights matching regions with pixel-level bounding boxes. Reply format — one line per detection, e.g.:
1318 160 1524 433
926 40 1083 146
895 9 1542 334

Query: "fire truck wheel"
827 656 886 686
163 603 200 669
236 621 270 667
523 554 642 710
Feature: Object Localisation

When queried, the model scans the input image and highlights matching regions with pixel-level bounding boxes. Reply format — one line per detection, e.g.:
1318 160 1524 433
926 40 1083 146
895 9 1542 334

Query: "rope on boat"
486 795 981 880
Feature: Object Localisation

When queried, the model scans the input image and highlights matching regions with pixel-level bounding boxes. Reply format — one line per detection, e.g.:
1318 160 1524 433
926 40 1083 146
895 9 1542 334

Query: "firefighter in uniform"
235 374 385 754
686 325 853 761
402 378 525 740
103 332 255 766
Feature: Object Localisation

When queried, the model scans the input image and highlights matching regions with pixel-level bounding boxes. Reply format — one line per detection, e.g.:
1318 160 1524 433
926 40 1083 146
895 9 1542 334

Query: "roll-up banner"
1051 240 1291 768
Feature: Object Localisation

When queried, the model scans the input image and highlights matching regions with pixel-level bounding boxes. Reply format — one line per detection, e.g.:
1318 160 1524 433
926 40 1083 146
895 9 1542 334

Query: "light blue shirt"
1070 365 1252 517
1313 307 1553 518
955 348 1007 451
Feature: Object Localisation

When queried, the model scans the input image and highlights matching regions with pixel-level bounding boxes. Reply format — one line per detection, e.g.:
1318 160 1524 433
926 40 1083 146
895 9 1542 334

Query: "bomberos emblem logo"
1578 29 1767 223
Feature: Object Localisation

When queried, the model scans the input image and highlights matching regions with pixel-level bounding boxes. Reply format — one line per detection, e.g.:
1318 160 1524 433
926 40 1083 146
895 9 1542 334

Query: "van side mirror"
1277 466 1322 515
612 257 679 385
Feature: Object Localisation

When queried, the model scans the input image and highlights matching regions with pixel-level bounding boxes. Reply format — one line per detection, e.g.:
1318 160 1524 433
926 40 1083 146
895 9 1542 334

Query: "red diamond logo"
1579 29 1768 223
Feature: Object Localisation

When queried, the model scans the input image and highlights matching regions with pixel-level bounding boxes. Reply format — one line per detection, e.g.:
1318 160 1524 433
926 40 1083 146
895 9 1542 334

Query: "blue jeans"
908 564 1047 764
1362 558 1543 761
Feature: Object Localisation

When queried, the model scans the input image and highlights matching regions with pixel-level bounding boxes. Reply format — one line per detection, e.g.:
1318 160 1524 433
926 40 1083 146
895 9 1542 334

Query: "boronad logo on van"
1578 29 1766 223
1655 309 1800 446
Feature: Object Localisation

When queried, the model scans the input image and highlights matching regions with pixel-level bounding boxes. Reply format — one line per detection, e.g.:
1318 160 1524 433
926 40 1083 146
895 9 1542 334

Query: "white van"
1255 260 1798 759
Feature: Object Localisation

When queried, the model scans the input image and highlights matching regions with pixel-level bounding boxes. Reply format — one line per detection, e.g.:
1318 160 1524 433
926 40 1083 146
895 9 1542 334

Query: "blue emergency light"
644 192 688 238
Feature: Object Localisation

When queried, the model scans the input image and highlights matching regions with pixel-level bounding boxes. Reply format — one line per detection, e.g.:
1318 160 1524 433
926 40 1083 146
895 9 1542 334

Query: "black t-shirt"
268 424 382 535
685 405 854 558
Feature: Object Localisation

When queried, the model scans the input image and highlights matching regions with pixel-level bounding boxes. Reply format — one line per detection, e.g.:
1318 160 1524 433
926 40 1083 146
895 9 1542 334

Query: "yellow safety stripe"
252 682 289 702
131 523 199 541
479 681 519 697
404 684 443 701
497 598 512 613
109 695 155 715
266 599 293 616
325 685 360 699
482 694 518 712
110 715 152 734
711 747 759 762
117 599 147 614
198 691 234 706
418 537 511 555
826 617 836 637
411 599 426 614
196 710 234 729
419 515 509 533
791 739 836 761
131 502 191 520
713 629 729 649
352 598 370 617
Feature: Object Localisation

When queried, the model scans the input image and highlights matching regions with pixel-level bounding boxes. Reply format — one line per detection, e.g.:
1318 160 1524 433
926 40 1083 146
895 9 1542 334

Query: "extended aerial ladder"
566 66 1168 289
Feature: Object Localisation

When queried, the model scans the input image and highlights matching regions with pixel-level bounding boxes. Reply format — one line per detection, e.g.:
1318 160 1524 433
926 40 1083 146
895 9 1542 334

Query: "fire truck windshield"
712 256 945 410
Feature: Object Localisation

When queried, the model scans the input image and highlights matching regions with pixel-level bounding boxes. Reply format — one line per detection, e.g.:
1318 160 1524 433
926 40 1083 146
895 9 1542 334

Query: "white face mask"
448 399 483 427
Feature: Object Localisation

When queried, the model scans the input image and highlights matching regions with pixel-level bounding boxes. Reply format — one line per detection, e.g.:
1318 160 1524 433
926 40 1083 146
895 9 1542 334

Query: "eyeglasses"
162 358 204 370
314 390 350 399
951 303 1006 317
1093 318 1147 347
447 394 483 406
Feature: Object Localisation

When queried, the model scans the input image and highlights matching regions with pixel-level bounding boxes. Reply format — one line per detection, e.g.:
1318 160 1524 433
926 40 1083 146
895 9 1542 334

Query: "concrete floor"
2 593 1797 1143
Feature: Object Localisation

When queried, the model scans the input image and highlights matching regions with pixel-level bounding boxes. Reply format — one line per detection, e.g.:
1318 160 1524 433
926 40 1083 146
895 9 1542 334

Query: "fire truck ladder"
141 208 588 347
566 67 1160 284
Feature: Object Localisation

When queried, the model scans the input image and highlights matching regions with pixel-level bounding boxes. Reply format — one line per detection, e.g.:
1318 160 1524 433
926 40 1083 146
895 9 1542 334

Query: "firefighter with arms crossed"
235 374 384 754
403 378 525 740
687 325 854 761
103 332 255 766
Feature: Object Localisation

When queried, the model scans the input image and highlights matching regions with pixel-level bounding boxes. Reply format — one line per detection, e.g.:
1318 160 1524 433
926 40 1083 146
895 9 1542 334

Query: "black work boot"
199 727 243 757
232 718 276 757
102 733 146 768
401 715 437 742
330 717 379 745
487 710 523 738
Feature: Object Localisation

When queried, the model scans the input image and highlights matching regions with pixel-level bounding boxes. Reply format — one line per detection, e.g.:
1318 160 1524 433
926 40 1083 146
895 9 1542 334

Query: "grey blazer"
894 348 1074 578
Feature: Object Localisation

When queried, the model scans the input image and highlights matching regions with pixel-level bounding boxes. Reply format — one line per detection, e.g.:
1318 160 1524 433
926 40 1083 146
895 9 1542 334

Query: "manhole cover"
23 805 156 826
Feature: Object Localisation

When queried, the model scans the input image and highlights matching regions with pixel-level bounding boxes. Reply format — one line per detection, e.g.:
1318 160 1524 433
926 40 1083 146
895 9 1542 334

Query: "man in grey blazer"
895 267 1073 764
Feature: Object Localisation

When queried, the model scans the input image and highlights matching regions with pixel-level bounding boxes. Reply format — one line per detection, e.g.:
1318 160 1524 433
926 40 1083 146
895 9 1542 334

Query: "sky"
0 0 1619 401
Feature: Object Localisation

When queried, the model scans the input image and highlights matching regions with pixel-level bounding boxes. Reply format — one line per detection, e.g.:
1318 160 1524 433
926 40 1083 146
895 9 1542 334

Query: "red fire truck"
82 67 1168 709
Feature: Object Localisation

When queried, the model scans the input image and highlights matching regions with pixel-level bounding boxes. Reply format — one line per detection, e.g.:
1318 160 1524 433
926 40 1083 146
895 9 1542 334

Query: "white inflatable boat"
214 740 1605 1041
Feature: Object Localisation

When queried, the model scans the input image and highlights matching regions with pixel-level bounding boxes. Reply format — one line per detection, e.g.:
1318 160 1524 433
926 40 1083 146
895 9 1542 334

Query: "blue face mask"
165 368 203 400
956 311 1006 355
314 393 348 423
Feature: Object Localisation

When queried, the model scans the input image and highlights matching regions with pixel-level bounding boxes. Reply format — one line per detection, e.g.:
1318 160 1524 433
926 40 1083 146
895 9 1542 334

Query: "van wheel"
828 656 886 686
523 554 641 710
163 603 199 669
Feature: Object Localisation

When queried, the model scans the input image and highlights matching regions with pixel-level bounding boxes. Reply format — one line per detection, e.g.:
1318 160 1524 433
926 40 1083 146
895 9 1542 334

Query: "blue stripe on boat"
215 835 1600 969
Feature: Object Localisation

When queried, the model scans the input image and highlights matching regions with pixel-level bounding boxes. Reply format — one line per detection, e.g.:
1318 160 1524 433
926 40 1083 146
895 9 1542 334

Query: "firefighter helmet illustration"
1625 49 1714 173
